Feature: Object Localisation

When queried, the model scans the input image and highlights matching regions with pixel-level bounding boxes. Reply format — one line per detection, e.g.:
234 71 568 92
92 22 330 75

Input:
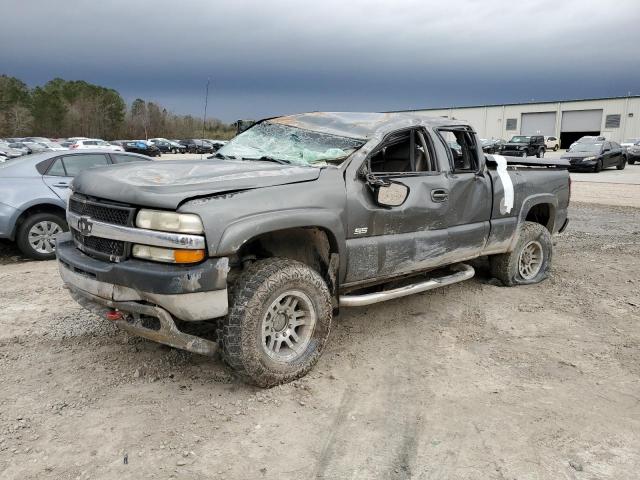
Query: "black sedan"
480 138 505 154
180 139 214 154
113 140 161 157
150 139 187 154
561 141 627 172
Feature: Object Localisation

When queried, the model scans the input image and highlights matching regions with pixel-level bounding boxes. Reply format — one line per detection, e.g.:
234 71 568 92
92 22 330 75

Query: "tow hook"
105 310 123 321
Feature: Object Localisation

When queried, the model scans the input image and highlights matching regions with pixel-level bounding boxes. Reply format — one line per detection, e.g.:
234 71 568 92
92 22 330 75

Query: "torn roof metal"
268 112 468 140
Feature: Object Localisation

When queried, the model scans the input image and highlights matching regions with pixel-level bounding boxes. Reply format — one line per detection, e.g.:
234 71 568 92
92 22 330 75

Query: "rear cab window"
436 128 480 172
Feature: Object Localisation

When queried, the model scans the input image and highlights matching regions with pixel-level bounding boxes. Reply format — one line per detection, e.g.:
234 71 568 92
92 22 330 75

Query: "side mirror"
375 181 409 207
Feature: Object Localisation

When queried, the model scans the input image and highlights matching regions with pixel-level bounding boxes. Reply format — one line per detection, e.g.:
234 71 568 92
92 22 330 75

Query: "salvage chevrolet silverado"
57 112 570 386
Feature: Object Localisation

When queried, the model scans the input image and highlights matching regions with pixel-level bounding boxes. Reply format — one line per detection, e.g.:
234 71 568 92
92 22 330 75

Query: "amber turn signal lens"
173 249 206 263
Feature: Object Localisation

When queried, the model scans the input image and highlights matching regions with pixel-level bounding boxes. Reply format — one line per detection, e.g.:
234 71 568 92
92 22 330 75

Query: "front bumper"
500 149 527 156
566 158 597 170
56 233 229 321
0 202 20 239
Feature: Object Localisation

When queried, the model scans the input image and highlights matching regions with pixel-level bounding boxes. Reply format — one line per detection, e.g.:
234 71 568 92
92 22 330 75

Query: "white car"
544 136 559 151
69 139 123 152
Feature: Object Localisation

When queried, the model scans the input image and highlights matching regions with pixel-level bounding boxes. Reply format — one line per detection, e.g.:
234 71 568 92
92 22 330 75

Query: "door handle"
431 189 449 202
53 183 69 188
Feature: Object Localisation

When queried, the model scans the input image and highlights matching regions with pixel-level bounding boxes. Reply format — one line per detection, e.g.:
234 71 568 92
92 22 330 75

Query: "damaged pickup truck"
57 112 570 386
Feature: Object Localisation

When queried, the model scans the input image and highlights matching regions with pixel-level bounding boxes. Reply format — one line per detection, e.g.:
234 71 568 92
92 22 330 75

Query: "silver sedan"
0 150 151 259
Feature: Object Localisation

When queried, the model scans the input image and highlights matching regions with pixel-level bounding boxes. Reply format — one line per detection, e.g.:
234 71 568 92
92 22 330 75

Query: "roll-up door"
521 112 557 136
561 110 603 132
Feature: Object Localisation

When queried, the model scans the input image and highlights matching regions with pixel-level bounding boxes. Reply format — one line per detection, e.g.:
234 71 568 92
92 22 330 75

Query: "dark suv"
500 135 546 158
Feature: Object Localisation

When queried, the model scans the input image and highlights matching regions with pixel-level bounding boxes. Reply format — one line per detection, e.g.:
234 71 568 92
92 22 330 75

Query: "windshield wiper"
243 156 291 165
212 152 236 159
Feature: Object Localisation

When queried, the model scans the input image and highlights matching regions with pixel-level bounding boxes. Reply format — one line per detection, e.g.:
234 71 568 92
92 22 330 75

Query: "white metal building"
407 96 640 148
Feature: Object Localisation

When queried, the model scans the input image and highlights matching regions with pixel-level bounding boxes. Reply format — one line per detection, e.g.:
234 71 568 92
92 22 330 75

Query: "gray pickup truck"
57 112 570 386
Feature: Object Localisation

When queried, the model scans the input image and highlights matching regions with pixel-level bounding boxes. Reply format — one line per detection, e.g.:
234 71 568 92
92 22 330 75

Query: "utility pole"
201 78 210 160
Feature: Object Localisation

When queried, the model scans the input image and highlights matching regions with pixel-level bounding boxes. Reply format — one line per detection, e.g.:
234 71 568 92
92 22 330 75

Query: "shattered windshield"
217 122 365 166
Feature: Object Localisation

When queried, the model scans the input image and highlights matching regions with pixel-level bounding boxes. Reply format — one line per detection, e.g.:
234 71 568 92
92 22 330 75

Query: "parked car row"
173 138 227 154
480 136 559 156
479 133 637 172
1 136 231 160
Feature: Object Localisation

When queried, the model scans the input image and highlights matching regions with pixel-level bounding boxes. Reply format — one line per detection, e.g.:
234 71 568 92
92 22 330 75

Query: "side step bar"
339 263 475 307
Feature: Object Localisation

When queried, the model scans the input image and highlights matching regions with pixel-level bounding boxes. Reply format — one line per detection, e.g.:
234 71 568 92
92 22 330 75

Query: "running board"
338 263 475 307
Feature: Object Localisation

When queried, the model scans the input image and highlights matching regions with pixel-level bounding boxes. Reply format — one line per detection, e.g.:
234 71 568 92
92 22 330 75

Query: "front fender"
216 208 347 278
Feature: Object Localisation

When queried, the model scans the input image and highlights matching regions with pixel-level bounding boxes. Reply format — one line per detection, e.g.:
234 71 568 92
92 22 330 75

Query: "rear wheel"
536 148 545 158
220 258 332 387
553 145 559 151
16 212 68 260
490 221 552 286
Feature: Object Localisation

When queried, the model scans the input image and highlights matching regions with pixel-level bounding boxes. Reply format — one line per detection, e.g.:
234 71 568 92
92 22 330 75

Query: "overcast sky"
2 0 639 121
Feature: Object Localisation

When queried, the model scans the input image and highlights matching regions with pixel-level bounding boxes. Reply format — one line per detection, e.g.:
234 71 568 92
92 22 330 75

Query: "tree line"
0 75 236 140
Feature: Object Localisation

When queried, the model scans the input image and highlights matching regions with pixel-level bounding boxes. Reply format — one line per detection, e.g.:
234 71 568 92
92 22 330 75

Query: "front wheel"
521 150 528 158
629 158 636 165
553 145 559 151
220 258 333 387
617 157 626 170
16 212 68 260
489 221 553 286
594 159 603 172
536 148 545 158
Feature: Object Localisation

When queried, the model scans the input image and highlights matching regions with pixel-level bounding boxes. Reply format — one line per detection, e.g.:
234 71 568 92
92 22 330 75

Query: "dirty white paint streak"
492 155 514 214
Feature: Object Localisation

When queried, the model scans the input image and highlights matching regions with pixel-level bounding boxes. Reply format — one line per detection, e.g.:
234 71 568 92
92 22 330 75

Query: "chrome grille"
69 195 134 226
69 194 135 261
72 230 126 259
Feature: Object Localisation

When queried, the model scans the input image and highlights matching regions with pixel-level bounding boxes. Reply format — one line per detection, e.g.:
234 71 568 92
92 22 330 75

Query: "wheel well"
13 204 66 238
525 203 553 232
234 227 339 294
238 227 336 271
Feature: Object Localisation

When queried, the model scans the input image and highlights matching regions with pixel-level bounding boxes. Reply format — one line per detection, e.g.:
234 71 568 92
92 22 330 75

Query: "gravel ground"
1 202 639 479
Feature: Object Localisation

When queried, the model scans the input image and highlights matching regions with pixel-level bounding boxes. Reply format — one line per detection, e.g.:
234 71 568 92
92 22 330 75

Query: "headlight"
136 209 203 234
582 156 596 161
518 146 525 150
132 244 205 264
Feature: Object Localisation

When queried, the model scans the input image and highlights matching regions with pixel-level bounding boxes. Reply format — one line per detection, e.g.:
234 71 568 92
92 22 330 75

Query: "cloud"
2 0 639 120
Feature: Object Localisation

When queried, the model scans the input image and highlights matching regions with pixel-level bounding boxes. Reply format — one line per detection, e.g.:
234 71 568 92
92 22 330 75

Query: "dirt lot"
1 200 640 479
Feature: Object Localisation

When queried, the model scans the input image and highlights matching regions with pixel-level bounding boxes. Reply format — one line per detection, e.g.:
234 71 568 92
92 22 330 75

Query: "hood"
72 159 321 209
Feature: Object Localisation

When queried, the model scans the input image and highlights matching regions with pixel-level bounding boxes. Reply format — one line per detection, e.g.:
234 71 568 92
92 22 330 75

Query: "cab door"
344 128 451 284
434 127 492 257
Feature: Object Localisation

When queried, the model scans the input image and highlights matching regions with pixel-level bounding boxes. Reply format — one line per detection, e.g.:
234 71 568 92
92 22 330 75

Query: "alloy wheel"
518 240 543 280
261 290 317 362
28 221 62 254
